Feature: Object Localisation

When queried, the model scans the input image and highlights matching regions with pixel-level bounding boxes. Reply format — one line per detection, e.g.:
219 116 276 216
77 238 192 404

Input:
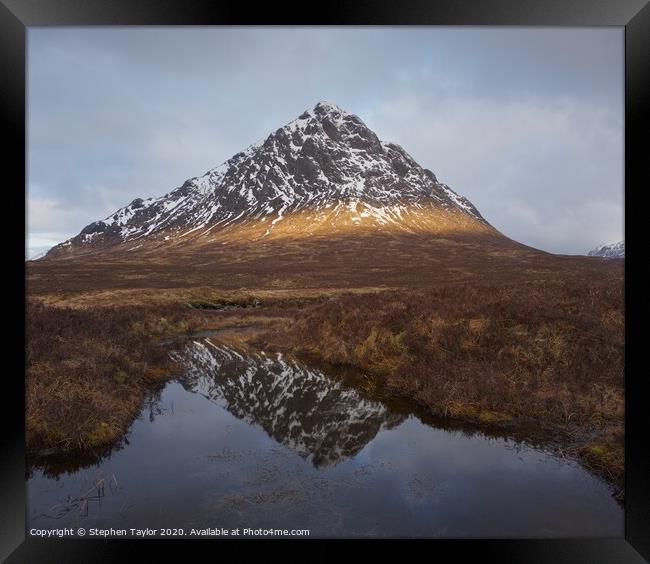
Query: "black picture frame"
3 1 648 561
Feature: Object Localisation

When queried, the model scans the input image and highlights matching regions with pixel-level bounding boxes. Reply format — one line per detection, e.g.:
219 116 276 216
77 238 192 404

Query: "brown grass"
27 232 622 295
25 302 199 451
25 231 624 491
24 297 306 453
257 280 624 487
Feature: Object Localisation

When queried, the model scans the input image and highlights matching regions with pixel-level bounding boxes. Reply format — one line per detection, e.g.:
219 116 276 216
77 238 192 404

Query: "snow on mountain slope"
47 101 492 257
588 240 624 258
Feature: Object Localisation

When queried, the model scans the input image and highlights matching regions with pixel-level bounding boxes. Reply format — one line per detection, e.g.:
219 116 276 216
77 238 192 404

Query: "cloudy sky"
27 27 623 258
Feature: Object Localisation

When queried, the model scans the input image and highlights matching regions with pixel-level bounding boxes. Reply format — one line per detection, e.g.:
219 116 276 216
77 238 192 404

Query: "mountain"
46 101 496 258
588 241 624 258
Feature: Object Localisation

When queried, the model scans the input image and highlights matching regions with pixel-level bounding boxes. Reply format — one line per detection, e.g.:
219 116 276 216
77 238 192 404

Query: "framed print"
3 0 648 561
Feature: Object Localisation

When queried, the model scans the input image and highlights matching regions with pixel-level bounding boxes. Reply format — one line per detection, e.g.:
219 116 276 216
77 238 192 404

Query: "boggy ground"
25 232 624 496
27 232 618 293
25 297 296 453
257 283 624 495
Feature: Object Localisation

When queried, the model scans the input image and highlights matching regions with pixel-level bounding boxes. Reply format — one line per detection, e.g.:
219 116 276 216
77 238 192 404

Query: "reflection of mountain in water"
175 340 405 467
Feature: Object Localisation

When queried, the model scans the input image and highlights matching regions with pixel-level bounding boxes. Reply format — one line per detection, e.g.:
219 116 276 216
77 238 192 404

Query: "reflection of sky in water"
27 342 623 538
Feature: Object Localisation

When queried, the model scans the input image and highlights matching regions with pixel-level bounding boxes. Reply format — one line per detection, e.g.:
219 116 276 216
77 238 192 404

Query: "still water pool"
27 339 623 538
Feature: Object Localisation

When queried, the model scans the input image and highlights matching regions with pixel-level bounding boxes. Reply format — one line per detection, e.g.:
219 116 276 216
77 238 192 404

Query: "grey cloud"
27 27 623 256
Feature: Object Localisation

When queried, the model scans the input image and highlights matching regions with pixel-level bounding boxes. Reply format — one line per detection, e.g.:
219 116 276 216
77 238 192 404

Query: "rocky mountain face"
176 340 404 468
47 101 495 258
588 241 624 258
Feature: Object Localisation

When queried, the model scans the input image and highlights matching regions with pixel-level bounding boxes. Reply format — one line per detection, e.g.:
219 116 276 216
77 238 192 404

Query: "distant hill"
588 241 624 258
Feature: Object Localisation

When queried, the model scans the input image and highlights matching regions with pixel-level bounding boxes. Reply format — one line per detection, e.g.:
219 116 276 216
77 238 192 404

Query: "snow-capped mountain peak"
47 101 493 256
588 240 624 258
